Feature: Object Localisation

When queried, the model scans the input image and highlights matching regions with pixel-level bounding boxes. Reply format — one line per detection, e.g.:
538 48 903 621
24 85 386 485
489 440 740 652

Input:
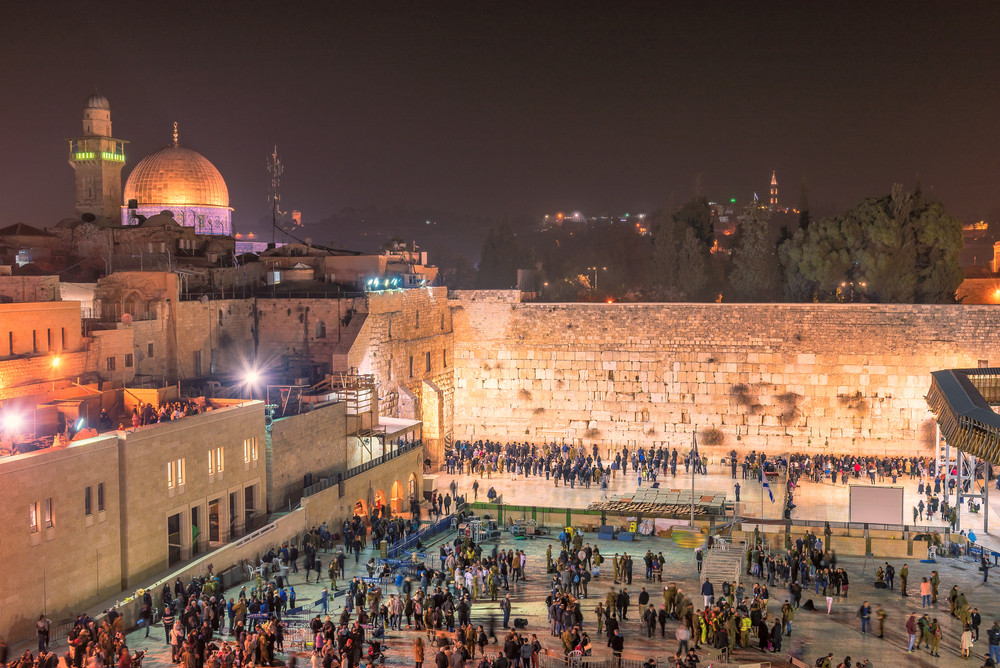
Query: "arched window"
315 321 326 339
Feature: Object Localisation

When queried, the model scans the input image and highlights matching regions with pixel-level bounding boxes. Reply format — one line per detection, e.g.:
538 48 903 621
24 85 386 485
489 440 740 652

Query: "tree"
650 210 681 292
674 196 713 247
476 219 534 289
728 202 780 301
778 185 962 303
677 226 707 299
798 179 811 231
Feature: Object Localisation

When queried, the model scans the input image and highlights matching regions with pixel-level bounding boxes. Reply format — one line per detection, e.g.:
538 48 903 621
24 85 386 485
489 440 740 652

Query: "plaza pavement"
106 462 1000 667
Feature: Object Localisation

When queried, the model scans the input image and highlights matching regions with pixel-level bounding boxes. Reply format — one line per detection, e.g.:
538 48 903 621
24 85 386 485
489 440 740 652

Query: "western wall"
449 291 1000 457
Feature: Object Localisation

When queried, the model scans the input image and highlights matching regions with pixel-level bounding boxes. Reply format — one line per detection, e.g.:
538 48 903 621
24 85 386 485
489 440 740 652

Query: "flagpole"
691 430 697 529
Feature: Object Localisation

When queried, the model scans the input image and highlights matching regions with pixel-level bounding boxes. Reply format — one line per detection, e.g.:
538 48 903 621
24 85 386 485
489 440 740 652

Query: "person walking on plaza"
858 601 871 636
988 621 1000 664
962 624 974 659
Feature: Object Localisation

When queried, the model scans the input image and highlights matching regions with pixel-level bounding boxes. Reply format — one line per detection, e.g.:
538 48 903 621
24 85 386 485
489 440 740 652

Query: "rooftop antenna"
267 146 285 244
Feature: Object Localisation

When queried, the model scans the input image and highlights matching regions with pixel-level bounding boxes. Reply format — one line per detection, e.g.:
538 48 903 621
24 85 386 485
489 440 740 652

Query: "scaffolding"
323 373 384 460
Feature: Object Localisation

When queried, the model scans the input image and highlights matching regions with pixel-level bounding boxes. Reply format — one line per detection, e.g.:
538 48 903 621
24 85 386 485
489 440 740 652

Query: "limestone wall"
267 402 349 512
451 297 1000 456
0 435 123 641
352 288 454 462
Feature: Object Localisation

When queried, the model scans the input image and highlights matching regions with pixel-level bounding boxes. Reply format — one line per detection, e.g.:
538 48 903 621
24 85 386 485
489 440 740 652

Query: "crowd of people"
125 401 204 430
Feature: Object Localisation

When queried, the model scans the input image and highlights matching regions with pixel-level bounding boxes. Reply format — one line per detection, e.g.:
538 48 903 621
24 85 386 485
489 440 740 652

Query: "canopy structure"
927 368 1000 466
926 367 1000 532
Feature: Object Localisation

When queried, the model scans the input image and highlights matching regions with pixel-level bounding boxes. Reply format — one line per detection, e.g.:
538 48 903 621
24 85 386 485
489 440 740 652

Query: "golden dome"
124 144 230 209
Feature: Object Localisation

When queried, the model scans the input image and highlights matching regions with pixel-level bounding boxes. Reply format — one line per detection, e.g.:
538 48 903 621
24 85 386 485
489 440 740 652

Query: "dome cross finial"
172 121 179 147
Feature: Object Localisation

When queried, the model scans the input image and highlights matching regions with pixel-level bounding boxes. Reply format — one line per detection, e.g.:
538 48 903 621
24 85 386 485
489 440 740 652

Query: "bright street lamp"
586 266 607 292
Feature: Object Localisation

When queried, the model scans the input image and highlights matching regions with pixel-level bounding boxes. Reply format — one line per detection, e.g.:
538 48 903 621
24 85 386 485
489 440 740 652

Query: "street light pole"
587 266 607 292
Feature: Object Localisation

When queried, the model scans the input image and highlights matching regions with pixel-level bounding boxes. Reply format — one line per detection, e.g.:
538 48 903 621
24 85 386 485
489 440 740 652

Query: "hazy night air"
3 1 1000 252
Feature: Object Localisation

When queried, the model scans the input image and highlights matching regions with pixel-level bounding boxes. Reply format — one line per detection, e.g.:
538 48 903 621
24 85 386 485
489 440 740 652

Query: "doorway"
208 499 221 543
191 506 201 556
167 513 182 566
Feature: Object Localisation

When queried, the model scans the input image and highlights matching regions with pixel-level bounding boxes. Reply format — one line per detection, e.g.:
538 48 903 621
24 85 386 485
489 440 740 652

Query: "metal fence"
386 509 462 559
538 651 663 668
302 441 421 498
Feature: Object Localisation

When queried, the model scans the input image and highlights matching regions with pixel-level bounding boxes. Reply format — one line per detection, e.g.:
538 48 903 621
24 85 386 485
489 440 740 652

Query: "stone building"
0 399 264 641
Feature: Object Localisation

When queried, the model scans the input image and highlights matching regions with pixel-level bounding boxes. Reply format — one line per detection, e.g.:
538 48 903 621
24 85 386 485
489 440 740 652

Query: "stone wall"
0 435 123 641
352 288 454 463
301 447 424 527
451 296 1000 456
0 275 60 302
267 402 348 512
118 401 266 586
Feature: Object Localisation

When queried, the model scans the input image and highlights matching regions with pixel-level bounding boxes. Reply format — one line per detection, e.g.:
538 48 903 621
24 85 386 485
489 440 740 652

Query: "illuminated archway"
353 498 368 518
408 473 418 500
390 481 404 514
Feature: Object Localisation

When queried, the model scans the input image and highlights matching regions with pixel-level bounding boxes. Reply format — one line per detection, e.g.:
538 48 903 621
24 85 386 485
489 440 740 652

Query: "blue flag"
762 481 775 503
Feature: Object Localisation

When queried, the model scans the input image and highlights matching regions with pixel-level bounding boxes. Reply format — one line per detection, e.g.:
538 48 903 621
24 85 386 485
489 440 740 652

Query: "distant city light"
730 198 736 203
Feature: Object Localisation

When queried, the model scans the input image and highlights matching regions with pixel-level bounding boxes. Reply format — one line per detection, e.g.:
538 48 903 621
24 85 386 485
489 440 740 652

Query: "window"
7 332 12 355
979 359 990 368
168 458 185 488
193 350 202 376
441 312 445 330
44 498 53 528
209 447 224 474
97 483 105 511
147 343 154 357
425 351 431 372
85 487 92 516
415 311 420 329
443 349 448 368
47 329 52 351
387 319 392 339
315 321 326 339
125 353 134 368
409 356 414 378
61 327 66 350
32 330 37 353
243 438 258 463
29 502 38 533
387 354 393 381
106 356 116 371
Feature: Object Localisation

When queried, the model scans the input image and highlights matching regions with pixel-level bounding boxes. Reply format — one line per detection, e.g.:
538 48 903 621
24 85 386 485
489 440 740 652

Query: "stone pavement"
436 462 1000 552
104 467 1000 667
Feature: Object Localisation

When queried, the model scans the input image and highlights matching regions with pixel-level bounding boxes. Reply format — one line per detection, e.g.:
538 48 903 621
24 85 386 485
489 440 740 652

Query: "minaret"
769 171 779 208
68 92 128 222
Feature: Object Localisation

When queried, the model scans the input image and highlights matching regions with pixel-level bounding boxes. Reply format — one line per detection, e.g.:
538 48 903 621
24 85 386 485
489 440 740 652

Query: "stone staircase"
701 545 744 588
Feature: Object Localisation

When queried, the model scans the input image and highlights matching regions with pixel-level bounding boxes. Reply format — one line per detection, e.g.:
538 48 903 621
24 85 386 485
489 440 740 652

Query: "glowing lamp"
2 412 22 433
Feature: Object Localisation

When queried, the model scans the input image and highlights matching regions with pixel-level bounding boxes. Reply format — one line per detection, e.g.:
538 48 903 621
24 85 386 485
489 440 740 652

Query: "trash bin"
380 540 388 558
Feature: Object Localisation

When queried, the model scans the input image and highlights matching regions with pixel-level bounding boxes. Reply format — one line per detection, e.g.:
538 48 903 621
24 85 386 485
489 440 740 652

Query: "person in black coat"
770 619 783 652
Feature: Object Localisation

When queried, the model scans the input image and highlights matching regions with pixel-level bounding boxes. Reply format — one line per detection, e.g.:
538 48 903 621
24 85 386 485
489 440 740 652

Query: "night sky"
3 1 1000 240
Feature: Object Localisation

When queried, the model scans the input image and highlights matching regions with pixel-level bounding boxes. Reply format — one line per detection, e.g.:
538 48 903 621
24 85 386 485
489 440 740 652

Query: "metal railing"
302 441 423 498
385 501 470 559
